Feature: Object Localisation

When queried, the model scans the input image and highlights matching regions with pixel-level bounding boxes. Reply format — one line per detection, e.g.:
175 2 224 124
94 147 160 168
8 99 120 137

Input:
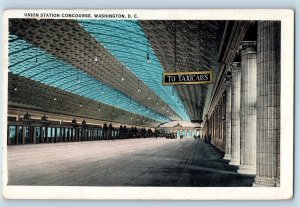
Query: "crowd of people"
101 123 154 139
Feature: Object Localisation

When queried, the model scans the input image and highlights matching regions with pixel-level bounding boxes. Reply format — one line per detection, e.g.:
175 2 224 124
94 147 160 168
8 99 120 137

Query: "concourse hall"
6 19 281 187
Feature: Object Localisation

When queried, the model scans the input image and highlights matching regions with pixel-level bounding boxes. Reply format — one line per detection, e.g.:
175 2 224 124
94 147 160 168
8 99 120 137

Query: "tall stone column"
229 62 241 166
275 21 281 187
15 126 19 145
222 94 226 150
220 98 223 149
33 126 37 144
253 21 281 187
7 127 10 145
223 71 232 160
22 126 26 144
238 41 257 174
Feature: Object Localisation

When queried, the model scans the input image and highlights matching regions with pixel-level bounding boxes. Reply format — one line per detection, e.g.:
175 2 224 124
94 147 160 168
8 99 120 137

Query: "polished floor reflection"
8 138 254 186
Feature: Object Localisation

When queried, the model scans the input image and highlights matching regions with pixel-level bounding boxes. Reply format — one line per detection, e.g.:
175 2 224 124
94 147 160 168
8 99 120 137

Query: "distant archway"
156 121 201 139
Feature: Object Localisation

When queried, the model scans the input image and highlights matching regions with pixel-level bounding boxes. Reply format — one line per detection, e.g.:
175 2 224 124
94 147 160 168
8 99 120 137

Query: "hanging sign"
163 71 213 85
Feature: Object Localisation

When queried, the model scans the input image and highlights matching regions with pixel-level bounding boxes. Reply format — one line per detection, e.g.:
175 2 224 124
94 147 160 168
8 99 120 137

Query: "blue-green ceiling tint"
8 34 170 123
78 20 190 121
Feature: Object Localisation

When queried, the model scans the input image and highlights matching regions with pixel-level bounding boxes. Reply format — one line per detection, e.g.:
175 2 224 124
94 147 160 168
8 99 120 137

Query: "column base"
223 153 231 160
237 165 256 175
276 177 280 187
252 176 276 187
229 158 240 166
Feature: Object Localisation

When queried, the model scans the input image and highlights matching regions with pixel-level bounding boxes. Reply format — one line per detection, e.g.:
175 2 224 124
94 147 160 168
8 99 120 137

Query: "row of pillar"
209 97 226 151
202 102 226 152
221 21 281 186
176 129 200 137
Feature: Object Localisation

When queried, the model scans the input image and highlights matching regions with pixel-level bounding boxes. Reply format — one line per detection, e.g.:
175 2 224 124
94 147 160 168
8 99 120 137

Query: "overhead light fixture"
147 37 151 63
147 53 150 63
137 80 140 93
14 87 17 91
121 65 124 81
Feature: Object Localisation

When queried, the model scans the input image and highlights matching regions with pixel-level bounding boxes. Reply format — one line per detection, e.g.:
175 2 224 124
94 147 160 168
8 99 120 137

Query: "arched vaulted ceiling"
78 20 190 121
9 35 169 123
8 19 225 126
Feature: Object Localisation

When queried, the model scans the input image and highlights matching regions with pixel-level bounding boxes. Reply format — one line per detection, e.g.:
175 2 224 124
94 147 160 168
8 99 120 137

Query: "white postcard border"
2 9 294 200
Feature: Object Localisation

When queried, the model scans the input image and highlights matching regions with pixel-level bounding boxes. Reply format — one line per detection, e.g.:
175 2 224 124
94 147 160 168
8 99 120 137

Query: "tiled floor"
7 138 254 186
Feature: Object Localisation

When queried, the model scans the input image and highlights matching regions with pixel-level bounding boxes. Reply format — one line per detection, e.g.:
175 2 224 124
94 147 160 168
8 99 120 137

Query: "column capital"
225 80 231 88
237 41 257 55
230 62 241 72
224 66 232 82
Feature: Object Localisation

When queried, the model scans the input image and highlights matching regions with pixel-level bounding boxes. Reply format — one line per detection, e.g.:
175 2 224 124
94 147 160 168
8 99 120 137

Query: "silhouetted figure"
103 123 107 140
119 125 123 139
131 126 134 138
134 127 138 138
108 123 113 139
147 128 152 138
123 125 127 138
142 128 146 138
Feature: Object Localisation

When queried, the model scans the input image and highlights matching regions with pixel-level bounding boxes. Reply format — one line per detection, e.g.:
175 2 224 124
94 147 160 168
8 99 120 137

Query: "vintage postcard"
2 9 294 200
